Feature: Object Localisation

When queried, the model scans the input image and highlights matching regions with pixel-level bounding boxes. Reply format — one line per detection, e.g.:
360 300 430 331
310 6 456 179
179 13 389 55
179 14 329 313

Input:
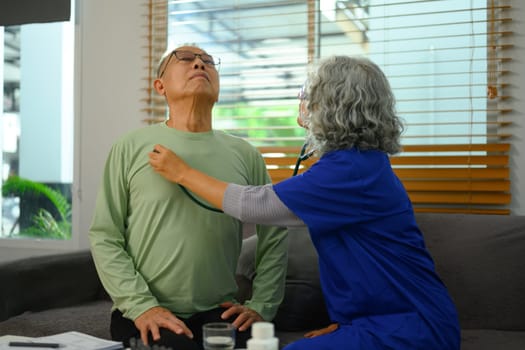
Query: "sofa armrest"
0 250 106 322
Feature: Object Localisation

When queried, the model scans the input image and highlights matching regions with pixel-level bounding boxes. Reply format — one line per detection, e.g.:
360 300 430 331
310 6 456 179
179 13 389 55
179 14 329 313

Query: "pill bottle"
246 322 278 350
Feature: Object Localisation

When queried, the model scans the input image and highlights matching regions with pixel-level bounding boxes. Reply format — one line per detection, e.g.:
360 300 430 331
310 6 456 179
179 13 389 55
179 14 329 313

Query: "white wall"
75 0 145 249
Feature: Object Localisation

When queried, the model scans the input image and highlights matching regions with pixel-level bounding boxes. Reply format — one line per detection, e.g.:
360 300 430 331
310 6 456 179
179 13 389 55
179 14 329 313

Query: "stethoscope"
178 183 223 213
292 142 315 176
151 147 224 212
180 142 314 213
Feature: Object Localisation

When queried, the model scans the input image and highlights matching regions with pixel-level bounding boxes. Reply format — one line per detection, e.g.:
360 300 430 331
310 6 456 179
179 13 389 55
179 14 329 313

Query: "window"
1 9 74 242
144 0 513 214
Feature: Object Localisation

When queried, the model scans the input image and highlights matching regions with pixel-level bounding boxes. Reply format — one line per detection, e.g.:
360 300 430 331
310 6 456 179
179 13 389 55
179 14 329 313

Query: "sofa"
1 213 525 349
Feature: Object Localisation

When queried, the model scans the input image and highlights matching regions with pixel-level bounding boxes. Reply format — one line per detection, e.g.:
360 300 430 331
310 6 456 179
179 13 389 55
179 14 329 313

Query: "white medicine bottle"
246 321 279 350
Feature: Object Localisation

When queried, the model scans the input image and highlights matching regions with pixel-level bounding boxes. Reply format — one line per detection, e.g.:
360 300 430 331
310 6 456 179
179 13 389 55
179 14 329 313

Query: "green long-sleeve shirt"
89 122 288 321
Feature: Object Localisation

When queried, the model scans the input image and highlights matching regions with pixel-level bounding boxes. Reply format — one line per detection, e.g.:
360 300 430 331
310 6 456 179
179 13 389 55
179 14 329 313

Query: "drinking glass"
203 322 235 350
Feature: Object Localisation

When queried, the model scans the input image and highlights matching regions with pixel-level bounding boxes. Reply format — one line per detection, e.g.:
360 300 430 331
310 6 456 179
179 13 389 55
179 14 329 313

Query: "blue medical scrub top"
273 149 460 350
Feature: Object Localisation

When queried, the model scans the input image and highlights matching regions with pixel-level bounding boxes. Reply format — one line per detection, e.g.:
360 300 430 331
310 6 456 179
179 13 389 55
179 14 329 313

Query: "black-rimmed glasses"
158 50 221 78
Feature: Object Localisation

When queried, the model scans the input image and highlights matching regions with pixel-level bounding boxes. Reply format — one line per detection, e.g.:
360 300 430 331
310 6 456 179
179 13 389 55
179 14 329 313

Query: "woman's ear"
153 78 165 96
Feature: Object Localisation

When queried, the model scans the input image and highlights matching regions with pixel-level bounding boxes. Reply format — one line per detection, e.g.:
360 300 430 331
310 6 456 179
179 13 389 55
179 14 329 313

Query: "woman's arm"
149 144 304 227
149 144 227 210
225 183 303 227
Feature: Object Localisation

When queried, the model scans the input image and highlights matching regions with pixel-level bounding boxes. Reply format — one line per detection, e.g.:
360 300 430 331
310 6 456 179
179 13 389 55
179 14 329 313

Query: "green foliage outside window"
2 176 72 239
214 103 306 147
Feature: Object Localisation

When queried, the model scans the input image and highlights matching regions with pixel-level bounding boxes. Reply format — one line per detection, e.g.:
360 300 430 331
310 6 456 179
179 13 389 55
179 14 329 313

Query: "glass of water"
203 322 235 350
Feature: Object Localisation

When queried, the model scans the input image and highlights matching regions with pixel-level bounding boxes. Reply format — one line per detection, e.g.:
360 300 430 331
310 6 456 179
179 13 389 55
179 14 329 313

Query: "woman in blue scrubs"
149 55 460 350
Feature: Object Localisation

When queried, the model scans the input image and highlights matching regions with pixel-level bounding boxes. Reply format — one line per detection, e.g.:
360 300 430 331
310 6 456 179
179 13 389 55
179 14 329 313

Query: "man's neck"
166 100 213 132
166 115 212 132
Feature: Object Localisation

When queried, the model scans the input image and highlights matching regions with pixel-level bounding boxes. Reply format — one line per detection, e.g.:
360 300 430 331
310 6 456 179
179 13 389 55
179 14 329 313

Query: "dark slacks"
111 307 251 350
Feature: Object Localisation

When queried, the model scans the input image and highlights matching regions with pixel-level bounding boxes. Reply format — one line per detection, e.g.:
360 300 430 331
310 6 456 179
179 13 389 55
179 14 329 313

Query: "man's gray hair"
156 42 201 78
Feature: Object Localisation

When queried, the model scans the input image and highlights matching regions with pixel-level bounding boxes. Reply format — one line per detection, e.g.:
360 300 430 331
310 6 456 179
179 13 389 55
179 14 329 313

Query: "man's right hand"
134 306 193 345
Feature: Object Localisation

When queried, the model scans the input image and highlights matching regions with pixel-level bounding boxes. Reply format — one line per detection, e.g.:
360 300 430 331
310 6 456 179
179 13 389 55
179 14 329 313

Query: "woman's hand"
304 323 339 338
148 143 228 210
149 144 189 184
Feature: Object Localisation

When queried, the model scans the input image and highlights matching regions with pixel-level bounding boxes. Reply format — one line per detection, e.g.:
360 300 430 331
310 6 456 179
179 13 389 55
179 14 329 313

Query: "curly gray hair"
304 56 404 155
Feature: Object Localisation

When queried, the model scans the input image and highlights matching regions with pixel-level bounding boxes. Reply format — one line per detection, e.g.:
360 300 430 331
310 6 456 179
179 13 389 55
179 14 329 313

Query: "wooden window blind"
143 0 513 215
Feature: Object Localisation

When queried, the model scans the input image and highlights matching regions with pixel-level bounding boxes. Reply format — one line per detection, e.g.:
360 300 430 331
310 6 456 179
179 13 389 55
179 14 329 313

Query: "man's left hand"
220 301 263 331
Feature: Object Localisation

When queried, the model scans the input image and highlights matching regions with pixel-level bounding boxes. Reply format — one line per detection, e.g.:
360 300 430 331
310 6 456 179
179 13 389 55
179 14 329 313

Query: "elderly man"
89 45 288 350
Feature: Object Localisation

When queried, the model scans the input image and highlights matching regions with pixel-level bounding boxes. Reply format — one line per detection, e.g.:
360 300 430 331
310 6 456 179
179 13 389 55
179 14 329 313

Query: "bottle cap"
251 322 274 339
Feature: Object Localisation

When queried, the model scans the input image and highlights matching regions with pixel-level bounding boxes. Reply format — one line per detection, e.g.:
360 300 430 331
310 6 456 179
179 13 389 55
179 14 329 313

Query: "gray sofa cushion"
0 300 112 338
0 250 107 322
273 227 329 331
237 227 330 332
460 330 525 350
416 213 525 330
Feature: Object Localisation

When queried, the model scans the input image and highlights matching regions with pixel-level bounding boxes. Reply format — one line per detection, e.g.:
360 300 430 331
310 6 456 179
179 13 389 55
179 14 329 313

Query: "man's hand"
220 302 263 332
304 323 339 338
134 306 193 345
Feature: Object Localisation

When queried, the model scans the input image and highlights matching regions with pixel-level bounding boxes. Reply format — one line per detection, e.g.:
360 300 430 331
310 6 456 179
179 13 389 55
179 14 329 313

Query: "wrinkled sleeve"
88 143 159 320
223 183 304 227
238 151 289 321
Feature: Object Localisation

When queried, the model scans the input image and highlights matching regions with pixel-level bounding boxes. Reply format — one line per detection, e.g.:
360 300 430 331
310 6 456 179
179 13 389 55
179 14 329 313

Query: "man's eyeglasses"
158 50 221 77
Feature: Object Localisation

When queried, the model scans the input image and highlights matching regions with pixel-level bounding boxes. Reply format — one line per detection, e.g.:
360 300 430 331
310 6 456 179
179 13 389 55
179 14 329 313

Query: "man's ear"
153 78 165 95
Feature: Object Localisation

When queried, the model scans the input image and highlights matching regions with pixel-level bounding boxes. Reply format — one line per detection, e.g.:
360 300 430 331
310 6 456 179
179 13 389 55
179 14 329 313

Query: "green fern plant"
2 175 72 239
